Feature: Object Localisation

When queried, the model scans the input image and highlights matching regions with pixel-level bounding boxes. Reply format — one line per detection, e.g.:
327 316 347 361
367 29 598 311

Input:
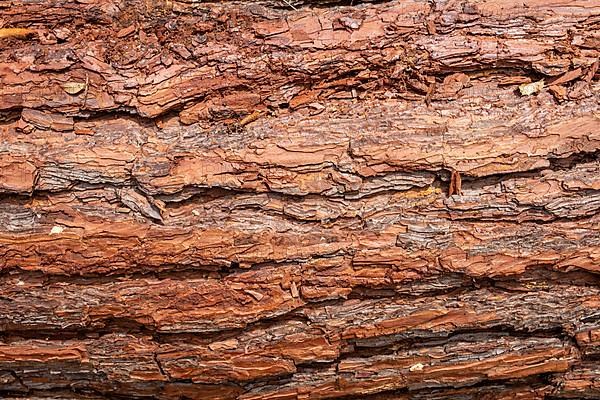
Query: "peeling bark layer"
1 0 600 398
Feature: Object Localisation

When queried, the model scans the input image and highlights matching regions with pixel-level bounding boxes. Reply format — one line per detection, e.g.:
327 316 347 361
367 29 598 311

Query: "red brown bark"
1 0 599 398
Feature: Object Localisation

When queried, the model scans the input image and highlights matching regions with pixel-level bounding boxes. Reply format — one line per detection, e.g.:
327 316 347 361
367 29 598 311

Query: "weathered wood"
553 363 600 399
2 0 599 121
0 333 580 397
1 0 599 398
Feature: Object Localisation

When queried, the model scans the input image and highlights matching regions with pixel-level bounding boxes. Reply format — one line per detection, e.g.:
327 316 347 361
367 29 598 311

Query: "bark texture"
1 0 600 398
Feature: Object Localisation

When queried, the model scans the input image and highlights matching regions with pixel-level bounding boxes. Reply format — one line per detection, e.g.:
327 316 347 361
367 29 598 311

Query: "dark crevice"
444 209 600 225
1 256 599 289
0 311 314 345
72 108 161 127
548 149 600 170
343 328 574 361
436 153 598 196
0 108 23 125
450 149 600 185
272 0 395 9
345 274 481 300
153 352 170 381
0 316 158 342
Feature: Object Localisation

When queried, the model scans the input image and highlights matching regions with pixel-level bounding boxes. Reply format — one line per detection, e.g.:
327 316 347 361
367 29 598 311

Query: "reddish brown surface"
1 0 600 399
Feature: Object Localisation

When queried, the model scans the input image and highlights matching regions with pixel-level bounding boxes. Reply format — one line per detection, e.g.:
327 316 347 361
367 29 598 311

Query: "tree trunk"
1 0 599 398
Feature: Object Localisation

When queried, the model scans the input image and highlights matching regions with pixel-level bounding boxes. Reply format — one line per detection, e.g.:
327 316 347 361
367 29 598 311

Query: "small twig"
239 110 262 127
0 28 36 39
82 73 90 109
282 0 298 11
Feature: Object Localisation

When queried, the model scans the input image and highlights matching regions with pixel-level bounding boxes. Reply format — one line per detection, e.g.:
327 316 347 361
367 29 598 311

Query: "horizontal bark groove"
0 333 581 394
1 193 599 275
1 274 599 335
2 84 600 196
2 329 598 399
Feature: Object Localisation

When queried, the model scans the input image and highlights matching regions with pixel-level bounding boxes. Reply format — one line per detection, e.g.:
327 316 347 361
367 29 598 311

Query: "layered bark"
1 0 600 398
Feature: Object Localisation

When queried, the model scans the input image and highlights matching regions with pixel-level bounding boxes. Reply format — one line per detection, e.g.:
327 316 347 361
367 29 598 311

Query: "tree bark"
1 0 599 399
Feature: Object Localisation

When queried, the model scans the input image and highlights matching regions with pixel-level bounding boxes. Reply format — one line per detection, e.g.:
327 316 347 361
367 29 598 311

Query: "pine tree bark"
1 0 599 398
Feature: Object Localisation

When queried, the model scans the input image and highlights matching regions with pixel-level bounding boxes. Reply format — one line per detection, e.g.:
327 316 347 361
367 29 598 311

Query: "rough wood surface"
1 0 600 398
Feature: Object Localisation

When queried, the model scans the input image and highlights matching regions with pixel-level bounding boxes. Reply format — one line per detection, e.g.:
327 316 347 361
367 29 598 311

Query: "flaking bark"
1 0 600 398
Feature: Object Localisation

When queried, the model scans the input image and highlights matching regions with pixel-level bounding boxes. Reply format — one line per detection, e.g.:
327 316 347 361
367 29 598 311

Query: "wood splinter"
239 110 263 127
449 169 462 196
0 28 37 39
